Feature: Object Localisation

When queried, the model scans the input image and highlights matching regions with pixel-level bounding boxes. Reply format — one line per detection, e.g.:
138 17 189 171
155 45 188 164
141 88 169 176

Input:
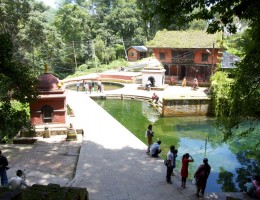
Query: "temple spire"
44 63 49 73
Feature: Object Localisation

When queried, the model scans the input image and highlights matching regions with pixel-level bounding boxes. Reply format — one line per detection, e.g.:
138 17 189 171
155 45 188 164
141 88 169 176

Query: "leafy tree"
0 33 38 141
54 4 90 42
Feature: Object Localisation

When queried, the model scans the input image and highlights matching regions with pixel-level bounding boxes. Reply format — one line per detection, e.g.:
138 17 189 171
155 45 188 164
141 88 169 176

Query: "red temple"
30 71 67 126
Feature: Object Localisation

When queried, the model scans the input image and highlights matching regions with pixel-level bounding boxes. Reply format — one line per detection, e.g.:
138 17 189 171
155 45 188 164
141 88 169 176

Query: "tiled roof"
128 46 148 52
146 30 222 48
221 52 241 68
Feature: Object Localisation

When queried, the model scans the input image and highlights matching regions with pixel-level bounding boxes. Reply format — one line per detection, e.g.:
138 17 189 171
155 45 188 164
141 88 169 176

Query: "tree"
139 0 260 140
54 4 90 42
0 33 38 141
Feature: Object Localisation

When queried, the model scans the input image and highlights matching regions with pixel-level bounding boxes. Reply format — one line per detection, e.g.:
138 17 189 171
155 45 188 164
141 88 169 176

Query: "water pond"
95 99 260 193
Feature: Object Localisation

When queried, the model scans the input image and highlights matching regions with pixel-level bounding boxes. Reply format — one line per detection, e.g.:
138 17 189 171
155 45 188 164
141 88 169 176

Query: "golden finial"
44 63 49 73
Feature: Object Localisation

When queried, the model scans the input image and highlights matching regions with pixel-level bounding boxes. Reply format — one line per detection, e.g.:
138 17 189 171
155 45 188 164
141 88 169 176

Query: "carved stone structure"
30 65 66 126
141 59 166 88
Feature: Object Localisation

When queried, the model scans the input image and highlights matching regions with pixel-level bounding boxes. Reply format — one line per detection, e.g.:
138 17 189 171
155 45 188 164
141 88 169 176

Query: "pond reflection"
95 99 260 192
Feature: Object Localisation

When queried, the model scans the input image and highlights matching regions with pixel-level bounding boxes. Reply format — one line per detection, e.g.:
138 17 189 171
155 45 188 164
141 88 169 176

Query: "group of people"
0 150 29 190
76 80 104 93
145 124 211 198
244 176 260 199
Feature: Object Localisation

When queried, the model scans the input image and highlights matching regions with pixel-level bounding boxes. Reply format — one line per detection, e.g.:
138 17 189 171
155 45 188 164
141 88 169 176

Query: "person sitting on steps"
152 93 159 103
145 79 151 91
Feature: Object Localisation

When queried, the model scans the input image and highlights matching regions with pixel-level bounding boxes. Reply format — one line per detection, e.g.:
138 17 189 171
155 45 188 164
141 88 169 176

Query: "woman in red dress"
181 153 194 188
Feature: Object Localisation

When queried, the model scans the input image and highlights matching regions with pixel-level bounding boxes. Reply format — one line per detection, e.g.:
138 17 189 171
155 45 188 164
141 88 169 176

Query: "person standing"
146 125 154 154
172 149 178 176
181 153 194 188
182 77 187 87
166 145 175 184
0 150 9 186
194 158 211 197
149 140 162 157
97 80 102 92
8 170 29 190
82 80 85 90
88 82 92 94
76 81 80 91
85 81 88 94
91 81 95 92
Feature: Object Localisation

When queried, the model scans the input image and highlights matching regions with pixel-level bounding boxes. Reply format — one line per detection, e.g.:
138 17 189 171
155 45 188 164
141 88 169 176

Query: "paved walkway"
66 90 199 200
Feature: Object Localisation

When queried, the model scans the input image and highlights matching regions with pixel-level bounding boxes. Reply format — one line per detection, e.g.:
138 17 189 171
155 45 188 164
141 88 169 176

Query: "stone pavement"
2 135 82 186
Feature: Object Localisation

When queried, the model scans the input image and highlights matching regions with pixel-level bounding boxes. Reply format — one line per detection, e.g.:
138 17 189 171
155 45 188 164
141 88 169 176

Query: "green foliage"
0 33 38 141
54 4 90 42
65 59 129 78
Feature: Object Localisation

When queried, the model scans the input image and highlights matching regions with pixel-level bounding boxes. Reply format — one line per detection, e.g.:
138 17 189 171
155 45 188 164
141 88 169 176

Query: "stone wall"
162 98 212 116
0 184 88 200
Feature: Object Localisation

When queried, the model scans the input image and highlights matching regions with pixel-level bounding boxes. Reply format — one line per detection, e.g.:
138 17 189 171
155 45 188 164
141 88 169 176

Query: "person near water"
194 158 211 197
146 124 154 154
181 153 194 188
166 145 175 184
149 140 162 157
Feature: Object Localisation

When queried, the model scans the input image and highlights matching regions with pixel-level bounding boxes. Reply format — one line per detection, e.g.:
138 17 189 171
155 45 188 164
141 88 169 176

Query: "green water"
95 99 260 193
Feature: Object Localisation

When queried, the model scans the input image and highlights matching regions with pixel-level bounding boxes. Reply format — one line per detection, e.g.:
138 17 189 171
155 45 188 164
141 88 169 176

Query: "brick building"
127 46 148 61
146 30 222 85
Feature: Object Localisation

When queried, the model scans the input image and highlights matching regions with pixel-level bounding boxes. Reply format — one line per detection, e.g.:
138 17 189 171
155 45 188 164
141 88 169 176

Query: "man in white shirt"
8 170 29 190
166 145 175 184
150 140 162 157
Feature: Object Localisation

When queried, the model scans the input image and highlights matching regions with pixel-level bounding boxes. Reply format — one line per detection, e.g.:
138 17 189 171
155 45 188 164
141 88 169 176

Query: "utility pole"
73 40 78 68
121 38 128 61
211 42 215 75
91 40 97 73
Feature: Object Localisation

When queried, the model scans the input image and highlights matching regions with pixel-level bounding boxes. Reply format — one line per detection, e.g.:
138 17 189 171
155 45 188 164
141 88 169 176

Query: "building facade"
127 46 148 61
147 30 222 85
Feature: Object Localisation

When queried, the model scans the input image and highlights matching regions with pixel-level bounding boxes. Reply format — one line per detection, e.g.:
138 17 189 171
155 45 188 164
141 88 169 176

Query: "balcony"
171 58 194 64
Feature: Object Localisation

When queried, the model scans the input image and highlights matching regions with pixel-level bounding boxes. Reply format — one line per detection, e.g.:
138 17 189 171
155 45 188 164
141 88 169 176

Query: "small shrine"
30 64 66 126
141 58 166 88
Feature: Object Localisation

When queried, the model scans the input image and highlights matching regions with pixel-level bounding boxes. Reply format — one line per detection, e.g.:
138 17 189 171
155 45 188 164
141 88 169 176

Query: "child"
181 153 194 188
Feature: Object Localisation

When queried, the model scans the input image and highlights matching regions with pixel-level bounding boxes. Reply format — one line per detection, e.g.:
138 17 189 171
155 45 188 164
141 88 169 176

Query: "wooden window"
201 53 209 62
160 52 166 60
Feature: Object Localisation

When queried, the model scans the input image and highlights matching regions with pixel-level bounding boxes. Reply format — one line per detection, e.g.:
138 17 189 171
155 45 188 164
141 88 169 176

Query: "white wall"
142 71 165 87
